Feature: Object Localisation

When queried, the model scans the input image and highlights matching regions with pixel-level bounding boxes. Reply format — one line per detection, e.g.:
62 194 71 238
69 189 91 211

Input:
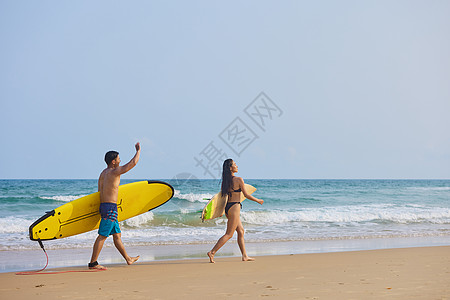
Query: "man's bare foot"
90 264 107 270
88 261 107 270
207 251 215 263
127 256 140 265
242 256 255 262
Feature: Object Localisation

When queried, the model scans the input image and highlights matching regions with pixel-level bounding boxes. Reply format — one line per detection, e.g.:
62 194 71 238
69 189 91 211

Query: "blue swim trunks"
98 203 121 237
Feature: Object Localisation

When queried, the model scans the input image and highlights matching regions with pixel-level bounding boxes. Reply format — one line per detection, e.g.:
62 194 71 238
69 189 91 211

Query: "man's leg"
90 235 108 269
112 233 140 265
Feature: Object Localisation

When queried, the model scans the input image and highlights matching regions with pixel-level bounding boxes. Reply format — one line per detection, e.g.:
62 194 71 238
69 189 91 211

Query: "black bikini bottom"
225 202 242 215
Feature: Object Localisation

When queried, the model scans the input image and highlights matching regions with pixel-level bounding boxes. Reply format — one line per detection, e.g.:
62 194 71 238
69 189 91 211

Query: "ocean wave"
122 212 154 227
0 195 29 199
407 187 450 191
173 190 213 203
240 205 450 225
3 203 448 235
0 216 31 234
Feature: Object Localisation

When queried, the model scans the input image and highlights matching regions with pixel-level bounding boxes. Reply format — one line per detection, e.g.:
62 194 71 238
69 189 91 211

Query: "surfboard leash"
15 240 106 275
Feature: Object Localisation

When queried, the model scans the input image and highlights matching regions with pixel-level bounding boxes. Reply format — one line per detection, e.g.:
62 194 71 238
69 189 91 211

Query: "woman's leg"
207 204 240 263
236 219 254 261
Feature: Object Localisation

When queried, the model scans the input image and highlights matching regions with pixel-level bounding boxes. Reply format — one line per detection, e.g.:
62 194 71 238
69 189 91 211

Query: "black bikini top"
231 176 241 193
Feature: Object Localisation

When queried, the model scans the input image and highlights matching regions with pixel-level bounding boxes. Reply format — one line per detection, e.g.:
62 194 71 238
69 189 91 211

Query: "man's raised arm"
114 142 141 175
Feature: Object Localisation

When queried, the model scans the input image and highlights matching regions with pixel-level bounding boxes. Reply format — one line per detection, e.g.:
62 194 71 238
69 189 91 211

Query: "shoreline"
1 245 449 299
2 235 450 273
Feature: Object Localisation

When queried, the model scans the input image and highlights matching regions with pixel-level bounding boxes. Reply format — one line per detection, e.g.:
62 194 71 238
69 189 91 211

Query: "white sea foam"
122 212 154 227
0 216 31 234
180 208 192 214
12 226 226 250
123 227 224 239
40 195 86 202
240 205 450 225
173 190 213 203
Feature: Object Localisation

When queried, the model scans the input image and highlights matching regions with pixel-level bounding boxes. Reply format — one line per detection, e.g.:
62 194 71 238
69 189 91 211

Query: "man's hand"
135 142 141 152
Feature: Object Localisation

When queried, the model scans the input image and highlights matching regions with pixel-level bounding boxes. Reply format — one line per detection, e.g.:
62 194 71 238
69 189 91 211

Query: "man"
88 142 141 270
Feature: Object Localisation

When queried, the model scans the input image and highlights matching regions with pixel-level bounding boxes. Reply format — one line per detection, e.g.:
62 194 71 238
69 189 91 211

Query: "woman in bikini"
207 159 264 263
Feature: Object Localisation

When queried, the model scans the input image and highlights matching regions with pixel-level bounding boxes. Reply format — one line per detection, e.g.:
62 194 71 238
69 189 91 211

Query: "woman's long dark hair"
221 159 234 198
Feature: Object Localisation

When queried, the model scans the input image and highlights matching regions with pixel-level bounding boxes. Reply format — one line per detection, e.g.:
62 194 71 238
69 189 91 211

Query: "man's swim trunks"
98 203 121 237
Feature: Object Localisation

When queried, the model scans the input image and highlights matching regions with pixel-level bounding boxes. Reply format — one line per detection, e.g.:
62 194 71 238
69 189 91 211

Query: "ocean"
1 179 450 272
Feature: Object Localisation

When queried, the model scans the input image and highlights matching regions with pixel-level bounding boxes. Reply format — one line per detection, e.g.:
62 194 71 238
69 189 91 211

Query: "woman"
207 159 264 263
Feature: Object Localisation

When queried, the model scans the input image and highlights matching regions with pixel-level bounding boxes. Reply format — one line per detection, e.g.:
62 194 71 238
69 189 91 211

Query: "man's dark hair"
105 151 119 165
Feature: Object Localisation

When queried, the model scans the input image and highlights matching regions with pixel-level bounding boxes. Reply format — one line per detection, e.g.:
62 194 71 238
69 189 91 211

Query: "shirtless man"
88 143 141 270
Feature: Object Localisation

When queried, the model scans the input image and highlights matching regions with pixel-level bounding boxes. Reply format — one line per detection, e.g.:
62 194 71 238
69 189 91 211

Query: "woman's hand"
257 199 264 205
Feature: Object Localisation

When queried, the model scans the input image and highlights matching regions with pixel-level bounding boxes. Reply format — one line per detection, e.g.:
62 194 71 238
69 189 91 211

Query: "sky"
1 1 449 180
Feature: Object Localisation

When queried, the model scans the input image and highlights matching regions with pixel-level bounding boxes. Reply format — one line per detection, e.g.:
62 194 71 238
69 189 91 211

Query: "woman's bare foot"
207 251 215 263
242 256 255 262
127 256 140 265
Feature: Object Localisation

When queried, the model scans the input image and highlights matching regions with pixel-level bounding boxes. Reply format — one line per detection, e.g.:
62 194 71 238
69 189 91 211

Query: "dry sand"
1 246 449 299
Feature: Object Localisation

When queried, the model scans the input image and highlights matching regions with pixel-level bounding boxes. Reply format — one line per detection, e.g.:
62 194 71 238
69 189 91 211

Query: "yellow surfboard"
201 184 256 221
29 181 174 241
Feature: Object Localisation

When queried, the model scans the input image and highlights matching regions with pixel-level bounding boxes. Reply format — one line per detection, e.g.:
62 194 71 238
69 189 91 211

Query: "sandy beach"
1 245 449 299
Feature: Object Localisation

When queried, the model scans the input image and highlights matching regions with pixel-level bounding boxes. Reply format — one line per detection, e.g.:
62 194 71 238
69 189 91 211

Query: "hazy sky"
1 1 449 179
